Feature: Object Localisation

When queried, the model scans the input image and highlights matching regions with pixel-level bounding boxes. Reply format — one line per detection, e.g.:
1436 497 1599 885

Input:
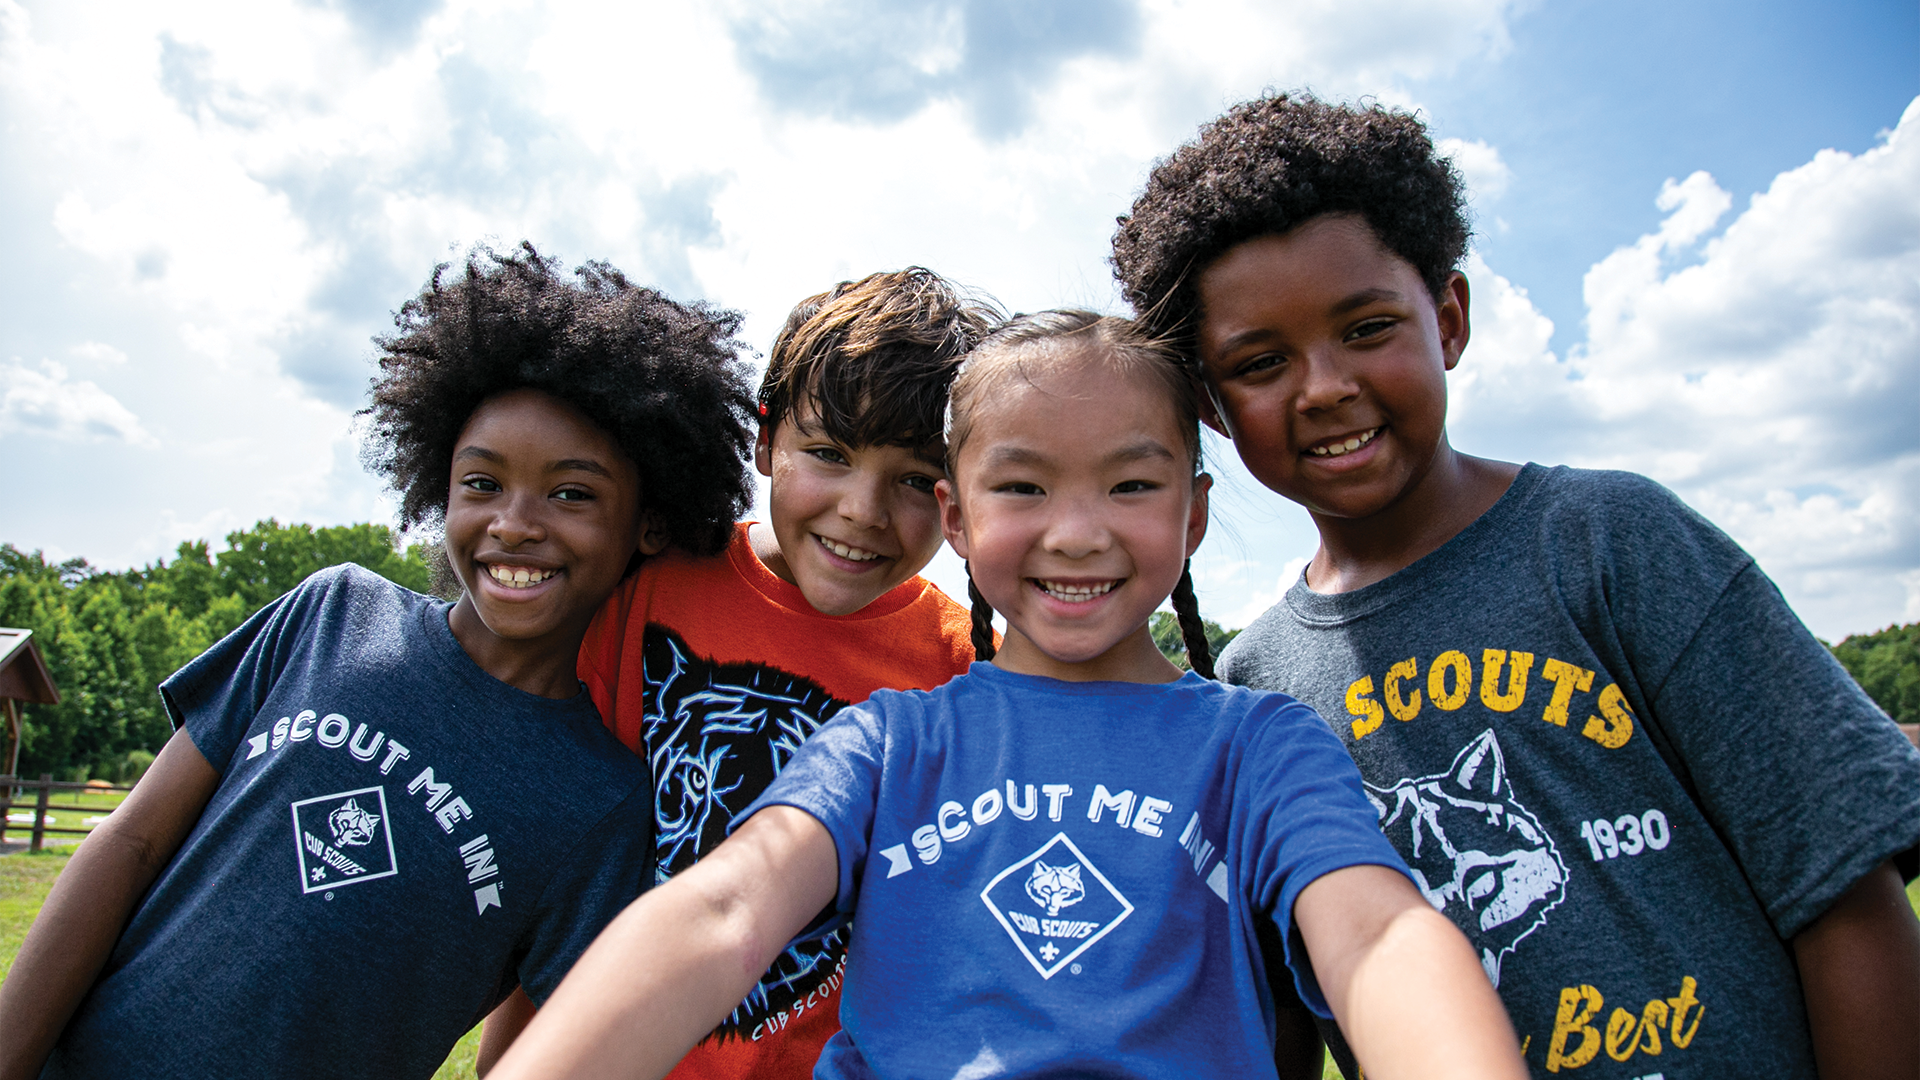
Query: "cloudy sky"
2 0 1915 642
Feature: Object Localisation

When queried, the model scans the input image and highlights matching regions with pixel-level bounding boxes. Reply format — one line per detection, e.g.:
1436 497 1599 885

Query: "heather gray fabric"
47 566 652 1080
1220 463 1920 1079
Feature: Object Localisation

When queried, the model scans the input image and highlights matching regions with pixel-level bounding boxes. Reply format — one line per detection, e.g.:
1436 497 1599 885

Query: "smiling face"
444 388 660 697
752 401 948 617
937 346 1209 683
1195 214 1469 526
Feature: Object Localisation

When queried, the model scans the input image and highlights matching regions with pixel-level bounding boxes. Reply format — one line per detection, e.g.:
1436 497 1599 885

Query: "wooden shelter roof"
0 628 60 704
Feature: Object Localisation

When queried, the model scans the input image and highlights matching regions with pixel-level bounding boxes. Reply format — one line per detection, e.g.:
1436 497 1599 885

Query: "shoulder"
1518 465 1726 546
271 563 425 636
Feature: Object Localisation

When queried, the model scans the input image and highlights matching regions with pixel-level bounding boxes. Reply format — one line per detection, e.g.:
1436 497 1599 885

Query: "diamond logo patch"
980 832 1133 979
291 786 398 893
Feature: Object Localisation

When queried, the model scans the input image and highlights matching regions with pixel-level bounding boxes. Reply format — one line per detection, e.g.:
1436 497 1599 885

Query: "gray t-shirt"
46 565 653 1080
1219 464 1920 1079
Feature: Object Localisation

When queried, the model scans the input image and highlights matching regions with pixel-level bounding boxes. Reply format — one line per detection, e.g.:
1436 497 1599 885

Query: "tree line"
2 522 1916 780
0 521 435 781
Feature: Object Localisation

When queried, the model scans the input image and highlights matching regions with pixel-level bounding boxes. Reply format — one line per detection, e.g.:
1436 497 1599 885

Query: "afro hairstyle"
757 267 1002 457
361 242 757 559
1111 93 1469 353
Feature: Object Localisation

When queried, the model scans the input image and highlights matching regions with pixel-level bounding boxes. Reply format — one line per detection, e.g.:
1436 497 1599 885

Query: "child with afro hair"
1113 94 1920 1079
0 242 759 1080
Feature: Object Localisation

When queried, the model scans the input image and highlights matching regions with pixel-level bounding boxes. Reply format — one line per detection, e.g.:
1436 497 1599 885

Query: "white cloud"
1449 97 1920 639
0 359 154 446
1440 137 1512 203
3 0 1527 578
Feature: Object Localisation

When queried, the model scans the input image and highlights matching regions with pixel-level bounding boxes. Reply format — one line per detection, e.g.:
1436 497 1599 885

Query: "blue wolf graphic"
642 625 850 1041
1367 729 1566 987
327 798 379 847
1024 861 1085 917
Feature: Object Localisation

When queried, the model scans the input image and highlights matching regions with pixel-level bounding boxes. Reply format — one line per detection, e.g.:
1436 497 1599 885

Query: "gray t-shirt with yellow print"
1219 463 1920 1079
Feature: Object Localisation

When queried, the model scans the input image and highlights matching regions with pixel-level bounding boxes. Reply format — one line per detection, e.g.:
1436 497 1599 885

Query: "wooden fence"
0 775 133 853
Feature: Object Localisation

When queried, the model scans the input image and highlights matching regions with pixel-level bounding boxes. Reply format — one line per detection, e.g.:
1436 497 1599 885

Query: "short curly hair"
361 242 757 558
758 268 1000 456
1111 93 1469 352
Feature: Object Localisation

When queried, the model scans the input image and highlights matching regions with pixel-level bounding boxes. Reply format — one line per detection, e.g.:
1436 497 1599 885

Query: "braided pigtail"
1170 559 1214 679
966 562 997 662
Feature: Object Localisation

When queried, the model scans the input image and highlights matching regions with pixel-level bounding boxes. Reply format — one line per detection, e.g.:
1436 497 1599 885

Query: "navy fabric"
742 663 1408 1080
1219 464 1920 1079
46 566 652 1080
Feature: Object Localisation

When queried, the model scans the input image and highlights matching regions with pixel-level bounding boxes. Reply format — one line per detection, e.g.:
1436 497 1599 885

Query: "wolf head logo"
327 798 380 848
643 625 851 1042
1024 860 1086 917
1367 729 1566 987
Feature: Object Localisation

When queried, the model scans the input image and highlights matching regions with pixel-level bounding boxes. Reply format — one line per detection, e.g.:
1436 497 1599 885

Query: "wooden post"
0 773 11 843
3 699 18 785
29 774 50 853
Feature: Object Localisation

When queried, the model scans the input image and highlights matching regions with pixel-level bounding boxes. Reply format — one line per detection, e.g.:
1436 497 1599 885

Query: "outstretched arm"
1792 859 1920 1080
0 728 220 1080
477 987 537 1075
488 806 839 1080
1294 864 1527 1080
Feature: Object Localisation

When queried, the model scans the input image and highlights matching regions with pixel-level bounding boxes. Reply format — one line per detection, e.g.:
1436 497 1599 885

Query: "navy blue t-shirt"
743 664 1408 1080
46 566 653 1080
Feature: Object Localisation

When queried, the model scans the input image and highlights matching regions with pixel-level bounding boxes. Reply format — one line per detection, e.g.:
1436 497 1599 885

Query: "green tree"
1150 611 1241 672
1 522 441 778
1831 622 1920 724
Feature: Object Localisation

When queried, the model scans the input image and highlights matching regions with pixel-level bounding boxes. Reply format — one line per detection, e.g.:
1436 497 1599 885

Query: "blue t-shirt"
46 566 653 1080
742 663 1407 1080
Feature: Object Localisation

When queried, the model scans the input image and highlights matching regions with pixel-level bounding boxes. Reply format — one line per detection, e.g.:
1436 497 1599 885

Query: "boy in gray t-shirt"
1112 95 1920 1079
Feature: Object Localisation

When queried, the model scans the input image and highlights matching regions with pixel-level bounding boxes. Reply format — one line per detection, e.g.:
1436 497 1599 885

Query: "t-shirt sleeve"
515 782 655 1005
1231 696 1414 1017
735 702 889 917
1644 561 1920 937
158 568 344 774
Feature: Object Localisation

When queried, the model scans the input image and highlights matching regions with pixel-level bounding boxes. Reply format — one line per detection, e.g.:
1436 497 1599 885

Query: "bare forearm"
477 987 537 1076
489 807 838 1080
0 728 216 1080
1333 904 1524 1080
0 827 173 1080
491 878 790 1079
1794 861 1920 1080
1297 865 1525 1080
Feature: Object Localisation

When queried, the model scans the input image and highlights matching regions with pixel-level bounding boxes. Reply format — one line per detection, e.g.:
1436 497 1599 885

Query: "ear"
1437 272 1471 372
1196 380 1233 439
753 423 773 478
635 509 669 557
1185 473 1212 558
935 478 970 560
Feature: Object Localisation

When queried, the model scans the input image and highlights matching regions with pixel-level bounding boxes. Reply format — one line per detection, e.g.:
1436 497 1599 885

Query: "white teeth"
488 565 555 589
1308 427 1381 458
1037 580 1118 603
819 536 881 562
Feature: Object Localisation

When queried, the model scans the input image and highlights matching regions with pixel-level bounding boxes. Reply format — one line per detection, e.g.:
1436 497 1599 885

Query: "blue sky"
2 0 1916 641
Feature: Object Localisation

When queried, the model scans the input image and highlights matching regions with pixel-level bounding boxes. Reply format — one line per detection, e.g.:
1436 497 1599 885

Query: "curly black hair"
361 242 757 558
1111 93 1469 352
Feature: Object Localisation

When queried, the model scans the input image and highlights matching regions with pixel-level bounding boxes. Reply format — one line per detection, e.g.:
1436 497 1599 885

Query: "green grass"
2 858 1917 1080
0 787 131 849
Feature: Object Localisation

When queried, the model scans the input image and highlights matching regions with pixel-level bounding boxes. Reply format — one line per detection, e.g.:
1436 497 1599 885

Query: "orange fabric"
576 523 977 1080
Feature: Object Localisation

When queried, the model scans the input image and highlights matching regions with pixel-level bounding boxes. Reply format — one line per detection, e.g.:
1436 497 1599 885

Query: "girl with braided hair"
490 311 1525 1080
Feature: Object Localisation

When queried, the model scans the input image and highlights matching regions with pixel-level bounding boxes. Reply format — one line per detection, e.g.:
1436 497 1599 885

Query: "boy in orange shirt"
479 268 999 1078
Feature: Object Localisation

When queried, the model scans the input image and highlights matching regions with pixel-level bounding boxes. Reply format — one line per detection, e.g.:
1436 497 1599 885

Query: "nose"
836 473 890 530
1295 347 1360 414
489 490 547 547
1040 491 1113 560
